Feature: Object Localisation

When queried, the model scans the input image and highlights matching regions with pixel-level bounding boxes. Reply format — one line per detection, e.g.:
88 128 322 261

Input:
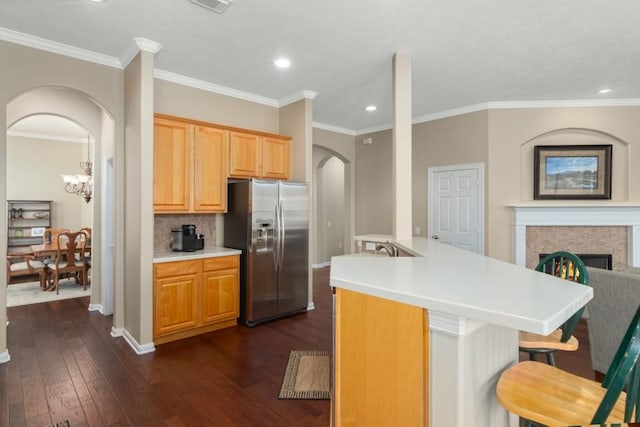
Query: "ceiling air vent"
189 0 234 13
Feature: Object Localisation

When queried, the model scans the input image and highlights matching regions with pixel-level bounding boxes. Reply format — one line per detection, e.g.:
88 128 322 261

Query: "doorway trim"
427 162 485 255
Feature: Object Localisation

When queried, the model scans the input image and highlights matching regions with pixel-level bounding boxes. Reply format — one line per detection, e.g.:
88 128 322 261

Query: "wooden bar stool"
519 251 590 366
498 303 640 426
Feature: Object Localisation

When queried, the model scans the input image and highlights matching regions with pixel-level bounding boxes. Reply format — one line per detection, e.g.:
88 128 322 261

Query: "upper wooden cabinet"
154 118 192 212
229 132 291 180
229 131 261 178
154 116 229 214
154 114 292 213
262 136 291 179
194 126 228 212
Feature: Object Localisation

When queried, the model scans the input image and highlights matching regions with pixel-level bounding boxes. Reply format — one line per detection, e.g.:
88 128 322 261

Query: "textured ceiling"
1 0 639 134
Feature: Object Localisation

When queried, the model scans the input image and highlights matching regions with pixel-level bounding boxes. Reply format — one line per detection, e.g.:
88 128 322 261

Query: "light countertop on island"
330 237 593 335
153 246 241 263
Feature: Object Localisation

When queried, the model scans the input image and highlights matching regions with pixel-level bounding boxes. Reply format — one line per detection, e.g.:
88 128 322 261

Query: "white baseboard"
0 350 10 364
307 301 315 311
312 261 331 269
88 303 104 313
111 326 124 337
123 328 156 355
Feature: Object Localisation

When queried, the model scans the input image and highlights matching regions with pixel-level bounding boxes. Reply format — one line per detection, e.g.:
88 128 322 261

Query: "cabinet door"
154 273 199 336
200 268 239 324
229 131 261 178
154 119 192 212
262 136 290 179
194 126 229 212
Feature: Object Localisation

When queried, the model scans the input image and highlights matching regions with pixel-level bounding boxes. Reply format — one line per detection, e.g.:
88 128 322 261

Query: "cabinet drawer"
155 260 200 279
203 255 239 272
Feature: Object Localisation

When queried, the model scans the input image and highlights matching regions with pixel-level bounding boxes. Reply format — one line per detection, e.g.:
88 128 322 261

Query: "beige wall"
355 111 489 238
312 127 356 260
0 40 124 357
280 99 312 182
7 136 93 232
355 129 393 235
412 110 489 241
354 107 640 264
123 49 156 349
487 106 640 262
154 79 279 133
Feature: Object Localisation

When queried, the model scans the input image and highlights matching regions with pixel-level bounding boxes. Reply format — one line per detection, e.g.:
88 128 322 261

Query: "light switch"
365 242 376 251
414 226 421 235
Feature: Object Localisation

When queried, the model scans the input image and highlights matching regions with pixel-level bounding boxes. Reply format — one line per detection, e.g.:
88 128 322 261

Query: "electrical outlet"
338 242 343 249
365 242 376 251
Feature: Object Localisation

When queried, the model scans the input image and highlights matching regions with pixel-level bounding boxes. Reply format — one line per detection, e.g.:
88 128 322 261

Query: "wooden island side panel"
333 288 429 426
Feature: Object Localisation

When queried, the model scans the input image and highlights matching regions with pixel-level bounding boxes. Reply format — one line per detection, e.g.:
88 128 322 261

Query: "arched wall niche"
519 127 630 201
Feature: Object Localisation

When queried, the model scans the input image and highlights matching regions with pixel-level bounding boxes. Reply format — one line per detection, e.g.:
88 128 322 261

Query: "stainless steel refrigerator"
224 179 309 326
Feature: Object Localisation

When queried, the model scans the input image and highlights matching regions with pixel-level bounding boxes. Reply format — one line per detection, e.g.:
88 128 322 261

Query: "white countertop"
330 238 593 335
153 246 242 263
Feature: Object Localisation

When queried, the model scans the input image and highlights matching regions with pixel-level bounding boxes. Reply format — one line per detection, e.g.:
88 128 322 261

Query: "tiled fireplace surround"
512 205 640 270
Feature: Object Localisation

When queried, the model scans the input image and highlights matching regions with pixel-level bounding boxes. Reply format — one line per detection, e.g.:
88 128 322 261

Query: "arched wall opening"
312 145 352 266
5 86 117 325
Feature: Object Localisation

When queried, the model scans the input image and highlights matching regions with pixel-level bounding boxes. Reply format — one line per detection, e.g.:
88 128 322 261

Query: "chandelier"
61 135 93 203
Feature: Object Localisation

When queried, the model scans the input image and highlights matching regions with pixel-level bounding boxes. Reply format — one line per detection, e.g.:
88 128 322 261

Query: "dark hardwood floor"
0 266 596 427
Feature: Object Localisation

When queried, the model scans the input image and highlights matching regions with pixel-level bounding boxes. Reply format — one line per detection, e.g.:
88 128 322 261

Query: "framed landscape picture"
534 145 612 200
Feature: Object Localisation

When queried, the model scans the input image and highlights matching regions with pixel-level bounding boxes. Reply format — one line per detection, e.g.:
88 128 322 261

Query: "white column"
429 311 518 427
392 52 413 240
630 225 640 267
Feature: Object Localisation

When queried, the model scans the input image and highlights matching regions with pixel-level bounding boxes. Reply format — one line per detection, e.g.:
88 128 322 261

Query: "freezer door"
246 180 279 324
277 181 309 314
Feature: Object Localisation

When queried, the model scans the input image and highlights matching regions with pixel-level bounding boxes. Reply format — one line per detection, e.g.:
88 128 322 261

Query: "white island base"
428 311 518 427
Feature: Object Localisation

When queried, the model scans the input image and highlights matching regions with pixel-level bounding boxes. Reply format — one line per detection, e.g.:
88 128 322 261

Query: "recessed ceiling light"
596 88 612 94
365 105 377 112
274 58 291 69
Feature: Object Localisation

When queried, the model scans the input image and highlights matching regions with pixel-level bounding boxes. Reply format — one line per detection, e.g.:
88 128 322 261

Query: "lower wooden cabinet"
333 288 429 426
153 255 239 344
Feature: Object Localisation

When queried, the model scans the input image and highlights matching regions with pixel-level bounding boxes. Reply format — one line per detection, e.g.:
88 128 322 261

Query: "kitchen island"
330 238 593 427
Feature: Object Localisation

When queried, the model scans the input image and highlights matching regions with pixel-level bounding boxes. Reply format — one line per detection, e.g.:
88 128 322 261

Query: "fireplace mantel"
511 204 640 268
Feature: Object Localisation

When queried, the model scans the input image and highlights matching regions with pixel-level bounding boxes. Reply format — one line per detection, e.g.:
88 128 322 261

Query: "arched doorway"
5 86 116 325
312 145 352 266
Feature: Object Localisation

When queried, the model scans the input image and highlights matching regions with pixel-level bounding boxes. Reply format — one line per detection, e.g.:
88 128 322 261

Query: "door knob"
432 234 439 240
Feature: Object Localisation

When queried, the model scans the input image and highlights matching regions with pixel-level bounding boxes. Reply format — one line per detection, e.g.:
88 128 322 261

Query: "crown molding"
355 123 393 136
7 129 88 144
134 38 163 55
154 69 280 107
121 38 163 67
487 98 640 109
312 122 356 136
412 102 489 125
0 26 122 69
279 90 318 107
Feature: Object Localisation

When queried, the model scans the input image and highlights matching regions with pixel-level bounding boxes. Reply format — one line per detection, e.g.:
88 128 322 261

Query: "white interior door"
428 163 484 254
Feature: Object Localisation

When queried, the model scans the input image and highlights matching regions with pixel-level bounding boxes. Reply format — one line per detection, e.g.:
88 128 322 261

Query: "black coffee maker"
170 224 205 252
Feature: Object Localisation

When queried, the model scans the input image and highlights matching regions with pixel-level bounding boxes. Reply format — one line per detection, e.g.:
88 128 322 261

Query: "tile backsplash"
154 214 218 252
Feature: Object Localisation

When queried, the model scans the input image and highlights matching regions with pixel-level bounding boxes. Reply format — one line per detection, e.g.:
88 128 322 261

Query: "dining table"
30 242 92 258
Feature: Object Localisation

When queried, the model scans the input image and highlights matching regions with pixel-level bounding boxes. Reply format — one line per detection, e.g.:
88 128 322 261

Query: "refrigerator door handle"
273 202 280 271
279 200 285 270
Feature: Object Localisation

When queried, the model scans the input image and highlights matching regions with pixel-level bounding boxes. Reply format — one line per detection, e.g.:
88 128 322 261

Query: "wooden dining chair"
498 303 640 426
518 251 590 366
6 254 48 289
46 231 88 294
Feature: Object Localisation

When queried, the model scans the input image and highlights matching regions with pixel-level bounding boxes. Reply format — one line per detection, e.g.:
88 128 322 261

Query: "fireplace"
511 204 640 269
539 253 612 271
